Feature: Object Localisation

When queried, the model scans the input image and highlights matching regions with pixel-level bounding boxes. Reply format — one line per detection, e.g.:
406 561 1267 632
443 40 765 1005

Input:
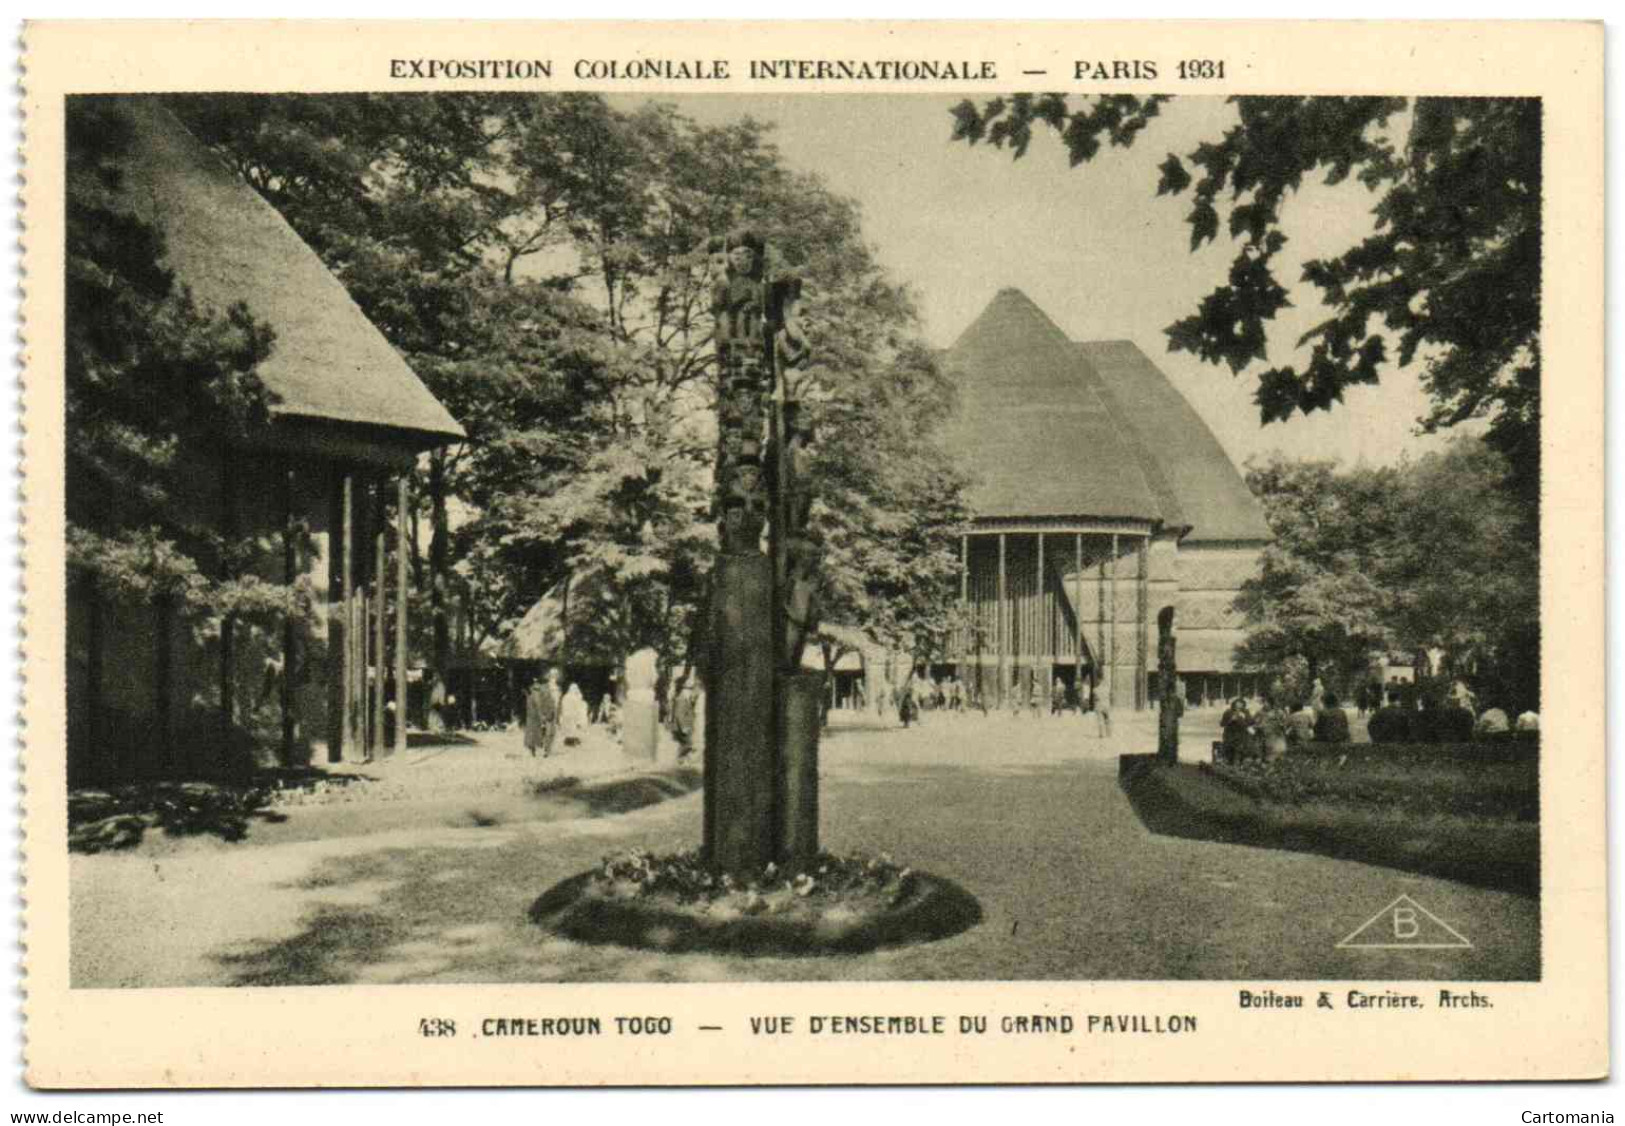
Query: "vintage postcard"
19 19 1605 1087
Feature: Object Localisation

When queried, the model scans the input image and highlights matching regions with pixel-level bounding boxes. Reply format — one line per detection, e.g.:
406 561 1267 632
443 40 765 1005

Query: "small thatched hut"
65 97 465 780
940 288 1271 711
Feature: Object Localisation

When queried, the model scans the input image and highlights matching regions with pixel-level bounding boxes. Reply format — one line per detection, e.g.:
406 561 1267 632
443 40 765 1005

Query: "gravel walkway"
69 711 1536 986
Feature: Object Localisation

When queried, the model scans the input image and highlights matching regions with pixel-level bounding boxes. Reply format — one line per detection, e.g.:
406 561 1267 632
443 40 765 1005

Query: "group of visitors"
1217 689 1351 762
887 669 1115 737
521 669 592 758
1216 670 1540 762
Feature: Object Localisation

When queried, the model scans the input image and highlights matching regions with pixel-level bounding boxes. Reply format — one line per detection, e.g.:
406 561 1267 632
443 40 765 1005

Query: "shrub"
1414 705 1475 744
1366 706 1413 743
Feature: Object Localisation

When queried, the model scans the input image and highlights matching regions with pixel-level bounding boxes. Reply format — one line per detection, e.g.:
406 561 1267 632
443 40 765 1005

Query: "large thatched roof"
940 289 1268 543
941 289 1162 523
108 97 465 447
1079 341 1272 543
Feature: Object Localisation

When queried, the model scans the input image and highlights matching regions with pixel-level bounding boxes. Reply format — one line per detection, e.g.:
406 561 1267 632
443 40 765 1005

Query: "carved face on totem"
723 498 746 539
733 463 762 496
728 244 756 276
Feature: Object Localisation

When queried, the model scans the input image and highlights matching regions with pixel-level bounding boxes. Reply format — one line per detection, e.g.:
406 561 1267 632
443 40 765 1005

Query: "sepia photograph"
17 17 1605 1089
61 88 1543 987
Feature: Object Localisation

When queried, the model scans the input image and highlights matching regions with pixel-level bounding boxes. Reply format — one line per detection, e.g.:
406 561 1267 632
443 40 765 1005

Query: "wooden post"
779 669 822 870
281 458 297 767
340 470 355 761
996 532 1007 709
1109 532 1119 714
1137 535 1149 710
1157 606 1179 762
949 536 962 685
1096 545 1107 710
395 474 409 755
372 479 387 759
1036 531 1045 677
704 553 777 874
1074 532 1084 690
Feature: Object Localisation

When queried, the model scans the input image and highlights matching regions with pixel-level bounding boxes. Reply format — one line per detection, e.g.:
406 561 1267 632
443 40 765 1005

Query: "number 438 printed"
419 1017 457 1037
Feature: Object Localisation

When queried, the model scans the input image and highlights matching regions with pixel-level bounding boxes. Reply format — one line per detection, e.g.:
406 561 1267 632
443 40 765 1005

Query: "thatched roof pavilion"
939 289 1270 711
68 97 465 779
108 97 465 462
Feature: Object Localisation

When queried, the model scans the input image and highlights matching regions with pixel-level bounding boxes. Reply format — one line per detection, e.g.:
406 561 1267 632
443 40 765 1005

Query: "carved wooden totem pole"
701 229 822 874
1157 606 1179 763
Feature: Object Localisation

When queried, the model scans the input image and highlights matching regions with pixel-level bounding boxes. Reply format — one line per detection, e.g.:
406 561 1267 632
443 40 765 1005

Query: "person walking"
671 681 698 759
898 675 918 728
1093 669 1113 739
524 669 561 758
560 681 589 748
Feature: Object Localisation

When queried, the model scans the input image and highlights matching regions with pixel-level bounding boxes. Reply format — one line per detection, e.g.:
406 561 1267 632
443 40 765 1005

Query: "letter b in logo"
1392 905 1419 940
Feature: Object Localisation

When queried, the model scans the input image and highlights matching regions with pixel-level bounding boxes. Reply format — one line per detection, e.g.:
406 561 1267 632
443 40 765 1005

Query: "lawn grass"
1212 746 1538 823
1120 755 1539 895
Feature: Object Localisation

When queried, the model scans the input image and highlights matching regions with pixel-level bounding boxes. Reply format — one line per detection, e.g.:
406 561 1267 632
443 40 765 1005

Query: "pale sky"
609 93 1467 470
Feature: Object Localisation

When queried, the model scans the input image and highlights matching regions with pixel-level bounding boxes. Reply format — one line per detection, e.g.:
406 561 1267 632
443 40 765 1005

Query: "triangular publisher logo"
1336 894 1472 949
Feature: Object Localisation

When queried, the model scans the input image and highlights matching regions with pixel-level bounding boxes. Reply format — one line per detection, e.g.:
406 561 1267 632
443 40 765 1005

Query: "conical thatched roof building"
940 288 1269 711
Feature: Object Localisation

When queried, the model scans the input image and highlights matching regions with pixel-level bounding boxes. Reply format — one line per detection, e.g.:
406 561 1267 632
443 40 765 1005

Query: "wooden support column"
337 469 354 762
1036 532 1045 673
281 457 297 767
1074 533 1084 684
959 533 969 683
1109 532 1119 712
395 474 409 755
1096 544 1107 709
996 532 1007 709
372 477 387 759
1137 535 1150 710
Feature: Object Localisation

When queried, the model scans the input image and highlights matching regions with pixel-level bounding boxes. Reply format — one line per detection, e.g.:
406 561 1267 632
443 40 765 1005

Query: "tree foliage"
949 94 1542 517
1237 438 1537 709
170 93 967 687
65 97 308 629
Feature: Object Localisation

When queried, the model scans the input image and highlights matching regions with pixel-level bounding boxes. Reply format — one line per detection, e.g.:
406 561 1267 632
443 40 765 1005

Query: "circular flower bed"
530 849 981 956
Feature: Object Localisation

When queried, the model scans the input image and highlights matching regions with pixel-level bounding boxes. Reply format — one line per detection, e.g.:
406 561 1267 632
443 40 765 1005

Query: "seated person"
1313 692 1351 744
1286 704 1317 747
1220 698 1254 762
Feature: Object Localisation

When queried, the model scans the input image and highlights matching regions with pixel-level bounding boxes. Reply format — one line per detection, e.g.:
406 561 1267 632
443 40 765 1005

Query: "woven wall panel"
1175 589 1247 630
1176 544 1263 591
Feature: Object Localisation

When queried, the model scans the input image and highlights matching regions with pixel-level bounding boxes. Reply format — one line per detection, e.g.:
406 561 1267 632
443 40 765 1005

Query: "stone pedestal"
622 648 660 763
623 697 658 763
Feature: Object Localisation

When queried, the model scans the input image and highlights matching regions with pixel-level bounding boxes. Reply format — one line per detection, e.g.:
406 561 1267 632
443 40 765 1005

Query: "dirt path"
69 712 1536 986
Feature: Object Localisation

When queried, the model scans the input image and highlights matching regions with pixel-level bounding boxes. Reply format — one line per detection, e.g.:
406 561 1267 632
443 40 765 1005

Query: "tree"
1237 438 1538 710
948 95 1542 519
173 93 971 714
1233 456 1401 688
813 342 971 663
66 96 311 769
1382 438 1539 709
168 94 621 693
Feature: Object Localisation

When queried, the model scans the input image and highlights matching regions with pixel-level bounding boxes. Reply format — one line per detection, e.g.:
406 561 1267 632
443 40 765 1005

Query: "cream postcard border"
18 19 1606 1087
